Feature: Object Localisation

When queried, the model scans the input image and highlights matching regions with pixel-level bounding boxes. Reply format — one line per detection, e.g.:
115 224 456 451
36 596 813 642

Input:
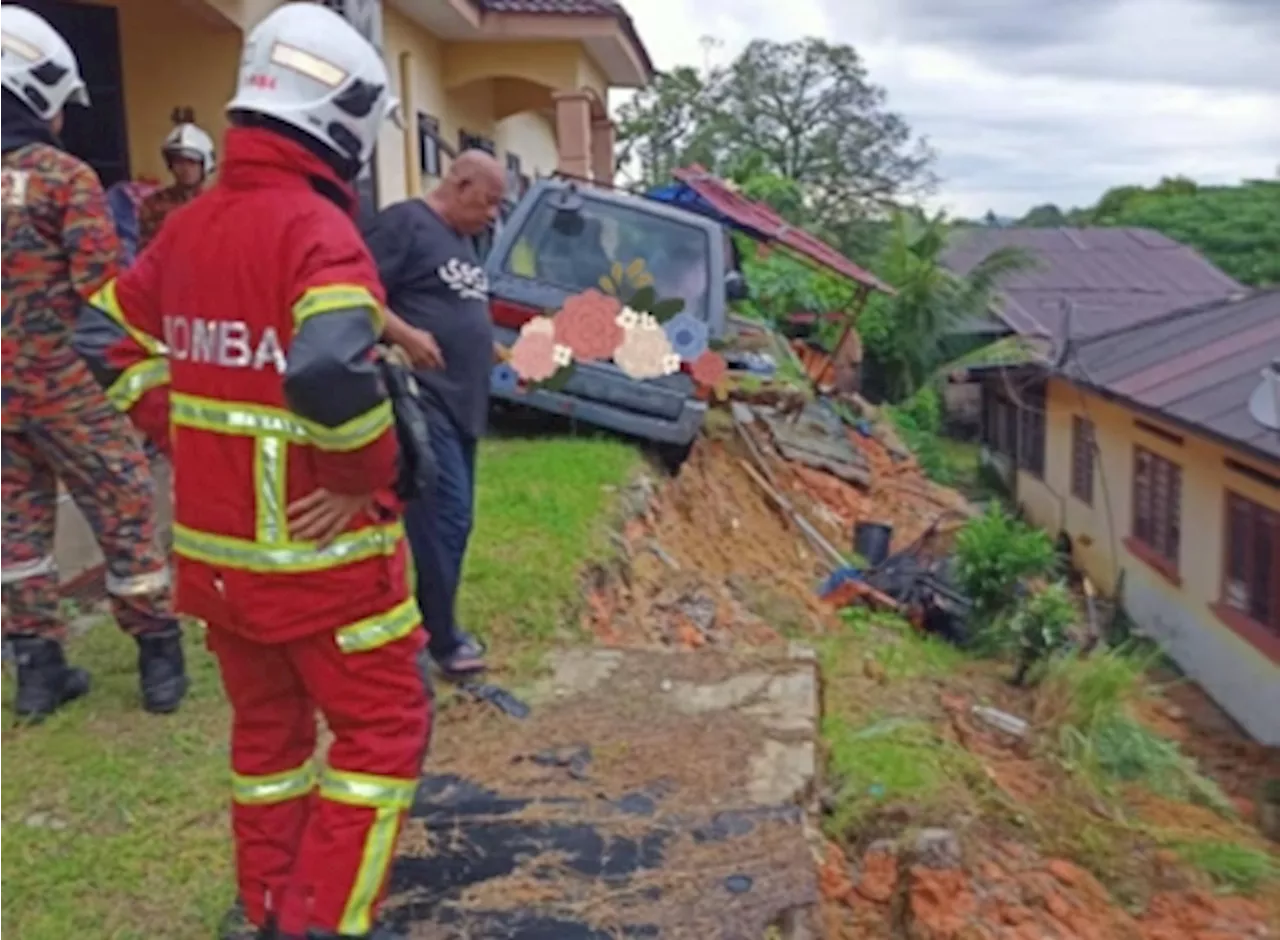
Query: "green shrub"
1039 646 1151 730
886 387 951 482
1008 581 1077 683
954 504 1057 624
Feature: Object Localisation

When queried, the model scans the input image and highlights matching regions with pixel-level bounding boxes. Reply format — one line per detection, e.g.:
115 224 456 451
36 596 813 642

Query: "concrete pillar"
590 118 615 185
554 90 592 179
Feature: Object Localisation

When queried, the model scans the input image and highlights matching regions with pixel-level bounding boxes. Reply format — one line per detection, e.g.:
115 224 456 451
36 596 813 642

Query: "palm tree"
860 209 1033 400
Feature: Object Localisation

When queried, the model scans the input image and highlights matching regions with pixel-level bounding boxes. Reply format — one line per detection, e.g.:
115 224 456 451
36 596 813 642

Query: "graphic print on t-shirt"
439 257 489 302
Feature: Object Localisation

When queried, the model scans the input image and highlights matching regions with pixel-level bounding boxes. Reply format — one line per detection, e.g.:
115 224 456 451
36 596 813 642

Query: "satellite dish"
1247 359 1280 431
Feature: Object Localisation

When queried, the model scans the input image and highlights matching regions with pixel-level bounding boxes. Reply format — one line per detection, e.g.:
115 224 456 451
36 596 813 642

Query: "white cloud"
617 0 1280 218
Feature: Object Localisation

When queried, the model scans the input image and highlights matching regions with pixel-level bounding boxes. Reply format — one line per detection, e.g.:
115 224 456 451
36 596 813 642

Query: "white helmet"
225 2 400 174
0 5 89 120
163 123 216 175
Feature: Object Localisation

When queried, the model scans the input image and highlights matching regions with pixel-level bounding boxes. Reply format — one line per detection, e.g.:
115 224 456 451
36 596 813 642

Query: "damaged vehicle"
484 178 748 447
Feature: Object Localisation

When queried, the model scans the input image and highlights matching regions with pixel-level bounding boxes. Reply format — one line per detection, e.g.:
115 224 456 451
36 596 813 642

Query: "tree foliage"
858 210 1034 401
615 38 934 257
1015 177 1280 287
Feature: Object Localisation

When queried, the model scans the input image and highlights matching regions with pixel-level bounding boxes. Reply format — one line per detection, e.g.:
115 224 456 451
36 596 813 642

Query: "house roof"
943 227 1244 344
473 0 655 79
1064 288 1280 462
654 166 894 294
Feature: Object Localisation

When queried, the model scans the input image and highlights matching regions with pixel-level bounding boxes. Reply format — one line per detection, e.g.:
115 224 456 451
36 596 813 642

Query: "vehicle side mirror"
725 270 749 302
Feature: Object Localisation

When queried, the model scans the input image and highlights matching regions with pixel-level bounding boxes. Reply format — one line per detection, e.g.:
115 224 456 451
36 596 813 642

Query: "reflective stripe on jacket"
79 127 411 645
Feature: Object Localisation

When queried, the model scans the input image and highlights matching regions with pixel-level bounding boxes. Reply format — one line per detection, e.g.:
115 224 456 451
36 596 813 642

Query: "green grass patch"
1041 648 1235 818
2 435 641 939
459 436 642 656
827 609 969 681
1174 840 1279 894
2 620 235 938
823 715 984 836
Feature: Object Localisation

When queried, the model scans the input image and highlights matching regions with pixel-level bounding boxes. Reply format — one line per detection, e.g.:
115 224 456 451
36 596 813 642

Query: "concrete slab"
380 647 823 938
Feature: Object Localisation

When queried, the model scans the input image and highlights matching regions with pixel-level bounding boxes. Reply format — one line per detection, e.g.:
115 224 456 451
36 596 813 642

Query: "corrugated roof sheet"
1065 289 1280 461
669 166 894 294
943 227 1244 342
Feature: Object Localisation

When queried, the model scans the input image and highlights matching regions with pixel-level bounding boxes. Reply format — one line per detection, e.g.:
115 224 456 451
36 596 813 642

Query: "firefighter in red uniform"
80 5 428 938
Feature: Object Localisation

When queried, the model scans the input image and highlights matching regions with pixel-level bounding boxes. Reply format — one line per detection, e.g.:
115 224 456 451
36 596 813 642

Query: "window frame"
1015 379 1046 479
1220 490 1280 638
1070 415 1095 505
1128 444 1182 579
980 380 1018 459
505 152 524 196
458 129 496 156
1213 494 1280 660
417 112 441 178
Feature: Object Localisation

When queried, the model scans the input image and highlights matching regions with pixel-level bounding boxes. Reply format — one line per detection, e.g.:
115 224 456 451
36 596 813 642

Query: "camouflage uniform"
135 182 200 254
1 140 177 645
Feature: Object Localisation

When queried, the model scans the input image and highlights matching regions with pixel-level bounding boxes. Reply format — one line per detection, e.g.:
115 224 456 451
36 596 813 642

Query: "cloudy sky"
617 0 1280 218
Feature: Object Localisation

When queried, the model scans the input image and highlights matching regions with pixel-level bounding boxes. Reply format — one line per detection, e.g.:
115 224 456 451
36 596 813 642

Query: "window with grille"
505 152 523 195
981 382 1018 458
1223 492 1279 636
1071 416 1095 504
1131 446 1181 567
417 113 442 177
1016 380 1046 479
458 130 495 155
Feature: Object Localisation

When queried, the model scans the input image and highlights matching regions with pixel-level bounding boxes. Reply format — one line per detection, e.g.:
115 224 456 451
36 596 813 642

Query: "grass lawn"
1 434 642 940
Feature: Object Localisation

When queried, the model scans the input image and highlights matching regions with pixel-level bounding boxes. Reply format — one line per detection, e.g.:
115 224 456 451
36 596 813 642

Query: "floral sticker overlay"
500 257 730 399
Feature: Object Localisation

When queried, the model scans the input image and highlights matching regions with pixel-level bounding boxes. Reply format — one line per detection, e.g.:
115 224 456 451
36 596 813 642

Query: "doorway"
15 0 131 186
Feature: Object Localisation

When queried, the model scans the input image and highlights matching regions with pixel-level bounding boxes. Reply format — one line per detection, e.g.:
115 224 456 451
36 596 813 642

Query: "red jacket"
85 128 417 648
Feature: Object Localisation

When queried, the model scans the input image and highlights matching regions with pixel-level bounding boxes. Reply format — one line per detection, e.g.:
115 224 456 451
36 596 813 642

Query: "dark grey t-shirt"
363 200 494 439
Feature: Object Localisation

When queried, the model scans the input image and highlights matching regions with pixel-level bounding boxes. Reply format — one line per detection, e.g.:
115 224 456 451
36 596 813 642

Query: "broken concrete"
386 647 822 938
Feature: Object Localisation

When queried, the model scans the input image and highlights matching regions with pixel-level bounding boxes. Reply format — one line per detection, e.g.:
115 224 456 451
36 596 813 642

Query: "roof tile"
1066 289 1280 461
944 226 1243 341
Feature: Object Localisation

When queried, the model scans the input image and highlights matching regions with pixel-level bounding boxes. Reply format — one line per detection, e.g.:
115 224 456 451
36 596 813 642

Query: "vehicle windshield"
502 192 712 319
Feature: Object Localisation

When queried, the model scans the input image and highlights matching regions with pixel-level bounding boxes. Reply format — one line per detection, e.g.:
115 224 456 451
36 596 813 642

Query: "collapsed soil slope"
583 426 1279 939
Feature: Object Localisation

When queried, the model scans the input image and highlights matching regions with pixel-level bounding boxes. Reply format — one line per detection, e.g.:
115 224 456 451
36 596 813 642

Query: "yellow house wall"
99 0 586 204
1016 376 1280 743
377 8 567 203
494 111 558 179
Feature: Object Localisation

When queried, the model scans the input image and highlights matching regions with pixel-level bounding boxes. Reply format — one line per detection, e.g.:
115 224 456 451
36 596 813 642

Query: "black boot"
136 628 189 714
9 635 91 722
219 898 276 940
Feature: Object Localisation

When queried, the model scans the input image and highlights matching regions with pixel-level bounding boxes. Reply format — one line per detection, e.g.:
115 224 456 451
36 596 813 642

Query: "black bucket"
853 521 894 567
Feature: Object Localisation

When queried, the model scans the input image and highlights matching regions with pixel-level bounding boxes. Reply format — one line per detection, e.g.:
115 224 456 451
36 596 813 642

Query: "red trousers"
207 621 430 936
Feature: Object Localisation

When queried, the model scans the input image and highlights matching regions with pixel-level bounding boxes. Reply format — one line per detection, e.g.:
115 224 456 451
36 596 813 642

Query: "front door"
17 0 131 186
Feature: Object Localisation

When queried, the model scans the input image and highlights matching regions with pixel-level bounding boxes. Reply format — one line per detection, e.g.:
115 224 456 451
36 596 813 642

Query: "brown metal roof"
943 227 1244 342
670 166 894 294
1065 288 1280 461
472 0 655 78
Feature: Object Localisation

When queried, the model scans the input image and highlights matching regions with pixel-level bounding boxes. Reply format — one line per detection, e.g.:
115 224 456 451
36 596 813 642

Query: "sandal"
435 635 487 679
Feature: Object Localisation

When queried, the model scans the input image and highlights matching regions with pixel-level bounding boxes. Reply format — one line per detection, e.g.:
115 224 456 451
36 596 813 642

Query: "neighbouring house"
968 290 1280 744
22 0 652 202
939 227 1245 435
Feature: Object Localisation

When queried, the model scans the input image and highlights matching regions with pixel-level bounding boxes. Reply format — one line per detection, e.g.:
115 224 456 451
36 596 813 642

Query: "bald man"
365 149 506 678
